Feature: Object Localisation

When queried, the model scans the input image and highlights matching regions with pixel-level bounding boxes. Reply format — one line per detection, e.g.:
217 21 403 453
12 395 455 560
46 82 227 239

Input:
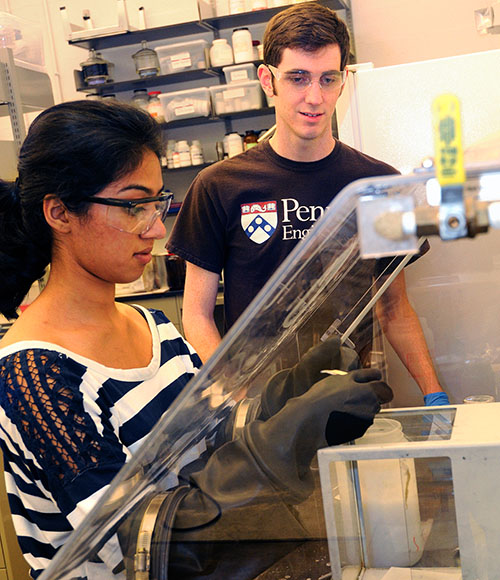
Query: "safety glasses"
267 64 347 92
83 191 173 235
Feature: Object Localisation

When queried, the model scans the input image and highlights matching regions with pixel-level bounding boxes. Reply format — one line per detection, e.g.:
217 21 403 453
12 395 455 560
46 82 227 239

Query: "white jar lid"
355 417 404 444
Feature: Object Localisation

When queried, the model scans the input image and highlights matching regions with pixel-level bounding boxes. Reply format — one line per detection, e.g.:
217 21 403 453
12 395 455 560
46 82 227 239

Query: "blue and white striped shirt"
0 307 201 578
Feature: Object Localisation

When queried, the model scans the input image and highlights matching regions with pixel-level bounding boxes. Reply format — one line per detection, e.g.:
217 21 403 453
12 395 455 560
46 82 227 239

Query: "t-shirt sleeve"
374 238 431 278
167 171 227 274
0 349 127 519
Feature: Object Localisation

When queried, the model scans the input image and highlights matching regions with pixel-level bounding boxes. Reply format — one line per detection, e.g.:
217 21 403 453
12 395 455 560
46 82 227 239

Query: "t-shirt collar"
261 139 340 172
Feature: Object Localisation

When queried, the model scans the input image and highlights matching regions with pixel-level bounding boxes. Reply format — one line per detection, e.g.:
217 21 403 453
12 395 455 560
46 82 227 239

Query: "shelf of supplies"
204 0 348 31
68 0 346 51
68 20 212 51
163 162 213 173
74 67 221 94
162 106 275 129
74 60 264 95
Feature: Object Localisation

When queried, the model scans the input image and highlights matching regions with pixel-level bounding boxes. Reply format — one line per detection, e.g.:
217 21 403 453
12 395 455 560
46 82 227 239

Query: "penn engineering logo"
241 201 278 244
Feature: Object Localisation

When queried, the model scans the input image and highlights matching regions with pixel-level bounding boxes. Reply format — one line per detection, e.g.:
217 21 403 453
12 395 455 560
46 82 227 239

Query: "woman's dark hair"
263 3 350 71
0 99 163 319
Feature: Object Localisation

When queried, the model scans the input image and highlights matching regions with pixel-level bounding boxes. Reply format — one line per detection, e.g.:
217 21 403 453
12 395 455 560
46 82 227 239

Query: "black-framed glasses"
84 191 173 235
267 64 347 92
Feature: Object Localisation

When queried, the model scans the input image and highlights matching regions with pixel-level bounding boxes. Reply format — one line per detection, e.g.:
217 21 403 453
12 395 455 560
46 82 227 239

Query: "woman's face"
63 149 166 287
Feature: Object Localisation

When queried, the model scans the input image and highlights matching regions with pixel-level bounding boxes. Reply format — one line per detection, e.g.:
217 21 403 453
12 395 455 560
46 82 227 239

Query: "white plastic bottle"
166 140 176 169
232 28 253 64
177 140 191 167
351 418 424 568
227 132 244 158
190 140 204 165
172 147 181 169
209 38 234 67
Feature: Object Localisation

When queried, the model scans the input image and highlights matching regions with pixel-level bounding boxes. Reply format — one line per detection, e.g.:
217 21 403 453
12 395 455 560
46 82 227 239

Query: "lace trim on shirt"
0 349 124 489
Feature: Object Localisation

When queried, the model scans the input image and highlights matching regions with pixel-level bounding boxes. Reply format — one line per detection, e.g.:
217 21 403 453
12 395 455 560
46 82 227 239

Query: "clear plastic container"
0 12 44 68
157 40 208 74
229 0 246 14
222 63 257 84
131 89 150 111
80 49 113 86
350 418 423 567
159 87 211 122
464 395 495 403
250 0 267 9
132 40 160 78
215 0 230 16
209 79 263 115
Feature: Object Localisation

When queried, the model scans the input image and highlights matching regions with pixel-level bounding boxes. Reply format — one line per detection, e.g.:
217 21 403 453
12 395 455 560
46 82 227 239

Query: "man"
167 3 448 406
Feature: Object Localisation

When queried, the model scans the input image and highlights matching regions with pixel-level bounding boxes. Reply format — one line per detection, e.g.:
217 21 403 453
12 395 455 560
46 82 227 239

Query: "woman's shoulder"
0 343 88 378
0 300 60 348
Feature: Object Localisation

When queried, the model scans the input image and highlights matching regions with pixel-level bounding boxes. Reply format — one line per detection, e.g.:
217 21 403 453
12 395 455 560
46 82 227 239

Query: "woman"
0 100 391 580
0 100 201 577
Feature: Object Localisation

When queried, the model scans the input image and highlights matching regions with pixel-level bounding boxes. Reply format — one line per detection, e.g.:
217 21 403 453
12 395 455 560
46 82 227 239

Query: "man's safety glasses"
267 64 347 92
83 191 173 235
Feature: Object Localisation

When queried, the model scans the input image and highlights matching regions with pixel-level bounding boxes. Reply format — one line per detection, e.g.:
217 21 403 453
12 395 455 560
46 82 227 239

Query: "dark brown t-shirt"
167 139 399 331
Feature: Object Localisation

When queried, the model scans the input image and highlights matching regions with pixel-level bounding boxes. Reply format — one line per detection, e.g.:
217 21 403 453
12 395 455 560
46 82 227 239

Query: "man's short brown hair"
263 2 350 70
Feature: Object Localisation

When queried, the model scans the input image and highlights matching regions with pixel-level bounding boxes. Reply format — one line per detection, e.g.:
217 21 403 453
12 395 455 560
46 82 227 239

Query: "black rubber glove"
246 367 393 498
260 336 360 420
175 368 393 529
134 369 393 579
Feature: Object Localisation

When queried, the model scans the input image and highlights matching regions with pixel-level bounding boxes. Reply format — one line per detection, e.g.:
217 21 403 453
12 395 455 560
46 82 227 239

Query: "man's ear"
258 64 275 97
43 195 72 233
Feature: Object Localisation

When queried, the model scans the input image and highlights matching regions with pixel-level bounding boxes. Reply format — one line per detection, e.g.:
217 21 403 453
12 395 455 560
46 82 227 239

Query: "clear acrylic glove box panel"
37 162 500 580
318 403 500 579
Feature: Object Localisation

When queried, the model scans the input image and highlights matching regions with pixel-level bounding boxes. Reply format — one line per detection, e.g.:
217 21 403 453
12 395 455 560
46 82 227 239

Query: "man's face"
259 44 344 158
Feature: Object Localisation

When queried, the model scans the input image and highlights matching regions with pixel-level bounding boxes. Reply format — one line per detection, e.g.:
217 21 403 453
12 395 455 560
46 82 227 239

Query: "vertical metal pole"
0 47 26 153
349 456 370 570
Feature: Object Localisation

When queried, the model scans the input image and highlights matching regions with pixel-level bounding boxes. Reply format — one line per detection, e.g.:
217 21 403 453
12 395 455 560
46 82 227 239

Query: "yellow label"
432 94 465 186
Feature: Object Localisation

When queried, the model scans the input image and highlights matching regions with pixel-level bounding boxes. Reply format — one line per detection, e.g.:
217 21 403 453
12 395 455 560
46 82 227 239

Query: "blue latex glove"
424 391 450 406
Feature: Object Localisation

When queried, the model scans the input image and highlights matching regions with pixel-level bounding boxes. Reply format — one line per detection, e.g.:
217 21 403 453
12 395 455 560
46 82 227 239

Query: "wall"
46 0 500 101
351 0 500 67
3 0 499 109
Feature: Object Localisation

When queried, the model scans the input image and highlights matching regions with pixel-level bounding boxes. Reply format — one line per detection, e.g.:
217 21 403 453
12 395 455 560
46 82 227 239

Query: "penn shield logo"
241 201 278 244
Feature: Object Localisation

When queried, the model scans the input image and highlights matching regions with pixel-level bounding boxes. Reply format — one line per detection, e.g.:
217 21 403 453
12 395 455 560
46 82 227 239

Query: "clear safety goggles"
84 191 173 235
267 64 347 92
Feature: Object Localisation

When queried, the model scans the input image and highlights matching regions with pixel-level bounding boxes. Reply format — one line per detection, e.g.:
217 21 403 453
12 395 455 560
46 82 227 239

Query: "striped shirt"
0 306 201 578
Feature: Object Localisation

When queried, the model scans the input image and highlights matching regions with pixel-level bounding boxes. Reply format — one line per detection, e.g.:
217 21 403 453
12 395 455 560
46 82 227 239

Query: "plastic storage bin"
223 63 257 84
210 80 263 115
157 39 208 74
159 87 211 122
0 12 44 68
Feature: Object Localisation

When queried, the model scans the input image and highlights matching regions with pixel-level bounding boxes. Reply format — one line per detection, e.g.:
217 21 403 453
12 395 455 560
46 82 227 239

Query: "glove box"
40 162 500 580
